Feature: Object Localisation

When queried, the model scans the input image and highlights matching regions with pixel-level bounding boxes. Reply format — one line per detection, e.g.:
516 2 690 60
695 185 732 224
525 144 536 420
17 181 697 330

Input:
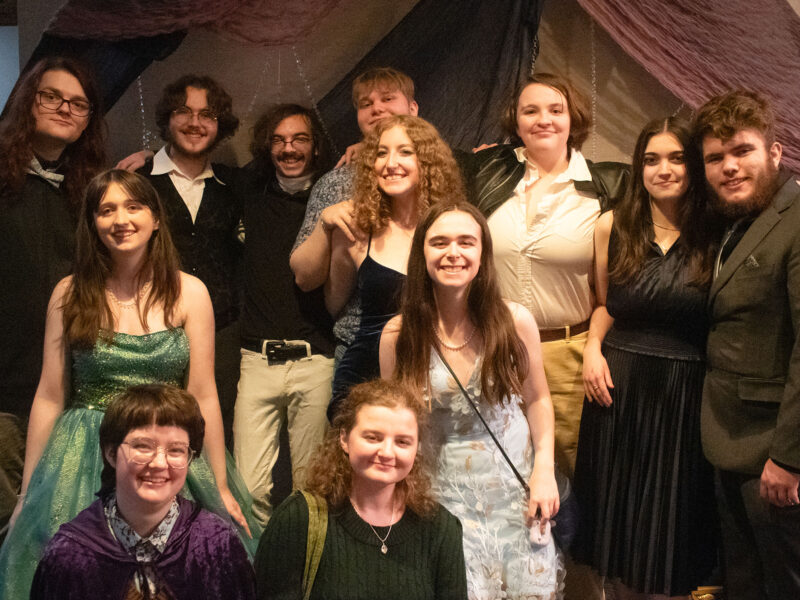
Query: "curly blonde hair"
352 115 464 233
304 379 437 518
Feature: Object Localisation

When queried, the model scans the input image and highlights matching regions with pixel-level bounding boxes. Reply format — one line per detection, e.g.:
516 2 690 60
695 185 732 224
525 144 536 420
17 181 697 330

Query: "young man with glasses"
140 75 242 448
232 104 335 527
0 57 105 538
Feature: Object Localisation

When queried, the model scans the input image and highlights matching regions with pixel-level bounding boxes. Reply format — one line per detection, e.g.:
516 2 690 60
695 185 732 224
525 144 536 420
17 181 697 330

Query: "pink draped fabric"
46 0 343 46
577 0 800 173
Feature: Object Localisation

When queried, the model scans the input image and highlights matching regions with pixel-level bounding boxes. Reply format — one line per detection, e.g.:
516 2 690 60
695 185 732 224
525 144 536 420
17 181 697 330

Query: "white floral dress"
427 352 564 600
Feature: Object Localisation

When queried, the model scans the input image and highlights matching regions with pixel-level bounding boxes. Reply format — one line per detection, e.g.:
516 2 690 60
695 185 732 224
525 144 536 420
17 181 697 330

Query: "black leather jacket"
461 145 630 219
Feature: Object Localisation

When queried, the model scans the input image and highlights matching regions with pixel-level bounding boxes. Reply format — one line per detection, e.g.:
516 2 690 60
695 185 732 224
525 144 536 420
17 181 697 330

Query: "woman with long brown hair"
326 114 463 416
254 379 467 599
0 56 106 429
0 170 258 599
574 118 719 598
381 201 563 599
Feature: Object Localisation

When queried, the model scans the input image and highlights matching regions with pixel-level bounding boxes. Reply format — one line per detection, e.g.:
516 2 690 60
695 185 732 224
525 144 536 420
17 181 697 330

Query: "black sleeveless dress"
329 235 405 418
573 233 718 595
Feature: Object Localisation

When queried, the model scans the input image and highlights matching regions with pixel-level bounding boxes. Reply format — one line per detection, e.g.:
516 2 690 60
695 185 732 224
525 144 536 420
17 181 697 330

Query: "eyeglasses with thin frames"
120 439 195 469
172 106 218 126
270 134 312 149
36 90 92 117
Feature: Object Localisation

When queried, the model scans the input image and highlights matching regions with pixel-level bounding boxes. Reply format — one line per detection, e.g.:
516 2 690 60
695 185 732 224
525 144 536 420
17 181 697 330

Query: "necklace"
434 324 477 352
353 502 395 554
648 219 680 232
106 281 152 310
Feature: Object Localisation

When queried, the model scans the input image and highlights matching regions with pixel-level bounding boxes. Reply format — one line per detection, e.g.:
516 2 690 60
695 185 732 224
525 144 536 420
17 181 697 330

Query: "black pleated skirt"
573 342 718 595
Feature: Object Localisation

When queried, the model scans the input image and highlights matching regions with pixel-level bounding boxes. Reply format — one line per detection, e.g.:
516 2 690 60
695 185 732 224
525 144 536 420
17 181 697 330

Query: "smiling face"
94 181 158 260
108 424 190 512
702 128 782 219
31 69 90 158
168 86 219 159
269 114 315 178
340 404 418 491
642 132 689 204
515 83 571 160
356 87 418 135
424 210 482 291
374 125 420 203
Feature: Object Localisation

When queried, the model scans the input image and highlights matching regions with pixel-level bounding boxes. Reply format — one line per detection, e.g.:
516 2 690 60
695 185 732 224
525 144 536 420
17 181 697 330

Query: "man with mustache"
140 75 242 447
695 90 800 600
232 104 335 526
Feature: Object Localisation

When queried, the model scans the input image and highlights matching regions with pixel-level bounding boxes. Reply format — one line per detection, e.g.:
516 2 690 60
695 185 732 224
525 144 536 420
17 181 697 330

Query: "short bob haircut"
351 66 415 107
692 89 776 146
154 74 239 149
249 103 332 175
98 384 205 495
304 379 437 518
502 72 592 152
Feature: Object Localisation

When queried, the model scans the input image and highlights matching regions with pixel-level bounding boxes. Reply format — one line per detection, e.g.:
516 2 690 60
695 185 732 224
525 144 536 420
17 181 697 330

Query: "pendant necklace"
355 502 395 554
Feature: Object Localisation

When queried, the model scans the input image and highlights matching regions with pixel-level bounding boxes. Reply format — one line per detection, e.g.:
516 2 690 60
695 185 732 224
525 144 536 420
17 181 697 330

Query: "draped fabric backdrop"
316 0 543 152
577 0 800 174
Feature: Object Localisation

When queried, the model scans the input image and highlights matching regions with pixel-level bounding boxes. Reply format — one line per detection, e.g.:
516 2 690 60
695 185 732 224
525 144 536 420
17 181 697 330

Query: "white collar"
151 146 223 184
514 147 593 184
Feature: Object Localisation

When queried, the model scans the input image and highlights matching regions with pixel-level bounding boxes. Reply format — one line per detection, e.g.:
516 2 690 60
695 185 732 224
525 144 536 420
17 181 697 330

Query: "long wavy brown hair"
62 170 181 347
304 379 437 518
0 56 106 208
351 115 464 233
610 117 716 286
392 201 528 404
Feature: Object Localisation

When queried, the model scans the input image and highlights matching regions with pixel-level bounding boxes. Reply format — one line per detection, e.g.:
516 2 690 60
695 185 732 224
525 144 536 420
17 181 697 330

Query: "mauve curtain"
576 0 800 174
316 0 544 152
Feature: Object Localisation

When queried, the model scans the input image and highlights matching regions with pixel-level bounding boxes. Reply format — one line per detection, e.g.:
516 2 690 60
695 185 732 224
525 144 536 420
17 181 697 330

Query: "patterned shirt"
104 494 180 596
292 165 361 346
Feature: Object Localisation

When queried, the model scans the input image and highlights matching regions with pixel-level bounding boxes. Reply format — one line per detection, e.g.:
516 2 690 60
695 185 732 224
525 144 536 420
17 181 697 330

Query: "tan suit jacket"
703 172 800 474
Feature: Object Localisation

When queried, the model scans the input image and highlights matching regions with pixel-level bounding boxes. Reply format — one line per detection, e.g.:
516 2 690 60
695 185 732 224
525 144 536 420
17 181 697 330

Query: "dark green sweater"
255 491 467 600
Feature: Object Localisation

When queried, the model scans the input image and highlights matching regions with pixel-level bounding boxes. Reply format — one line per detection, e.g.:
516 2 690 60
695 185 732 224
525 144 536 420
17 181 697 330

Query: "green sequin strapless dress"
0 329 260 600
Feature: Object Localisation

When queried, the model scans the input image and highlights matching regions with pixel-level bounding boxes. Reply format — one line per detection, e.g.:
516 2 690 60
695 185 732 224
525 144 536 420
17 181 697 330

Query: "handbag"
433 347 580 553
300 491 328 600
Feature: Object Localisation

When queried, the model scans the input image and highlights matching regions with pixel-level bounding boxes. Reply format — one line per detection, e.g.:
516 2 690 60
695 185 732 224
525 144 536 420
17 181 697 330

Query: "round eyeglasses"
36 90 92 117
171 106 218 126
120 439 195 469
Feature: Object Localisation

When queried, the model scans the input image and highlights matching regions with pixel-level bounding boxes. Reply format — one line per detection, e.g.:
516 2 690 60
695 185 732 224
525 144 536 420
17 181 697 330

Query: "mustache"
278 151 304 162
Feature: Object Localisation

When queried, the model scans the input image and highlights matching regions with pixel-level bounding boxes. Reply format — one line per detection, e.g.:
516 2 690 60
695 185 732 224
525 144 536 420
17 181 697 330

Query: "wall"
16 0 681 165
0 26 19 108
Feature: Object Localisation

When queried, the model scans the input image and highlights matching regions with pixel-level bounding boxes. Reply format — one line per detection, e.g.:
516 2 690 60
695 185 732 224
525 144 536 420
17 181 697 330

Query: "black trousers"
715 469 800 599
215 320 241 451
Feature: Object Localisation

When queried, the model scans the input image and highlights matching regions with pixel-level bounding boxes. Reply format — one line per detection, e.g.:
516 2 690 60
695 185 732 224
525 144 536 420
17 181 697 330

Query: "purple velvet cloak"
30 496 256 600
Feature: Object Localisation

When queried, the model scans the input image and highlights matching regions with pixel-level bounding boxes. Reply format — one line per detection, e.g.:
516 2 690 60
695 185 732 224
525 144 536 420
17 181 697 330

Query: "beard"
709 161 779 220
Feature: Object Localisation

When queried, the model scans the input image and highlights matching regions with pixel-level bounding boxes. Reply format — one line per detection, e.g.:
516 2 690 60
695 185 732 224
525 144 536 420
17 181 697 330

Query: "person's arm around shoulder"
379 315 403 379
180 273 250 536
507 302 559 525
16 278 71 510
761 214 800 507
433 506 468 600
254 492 310 600
583 210 616 407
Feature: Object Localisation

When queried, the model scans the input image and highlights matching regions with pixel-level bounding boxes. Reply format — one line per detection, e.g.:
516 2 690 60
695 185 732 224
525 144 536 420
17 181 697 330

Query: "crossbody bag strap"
300 490 328 600
433 346 530 494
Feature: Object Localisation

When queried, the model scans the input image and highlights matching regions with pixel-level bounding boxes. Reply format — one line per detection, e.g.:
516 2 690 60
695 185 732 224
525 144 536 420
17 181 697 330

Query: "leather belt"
241 338 311 364
538 319 590 343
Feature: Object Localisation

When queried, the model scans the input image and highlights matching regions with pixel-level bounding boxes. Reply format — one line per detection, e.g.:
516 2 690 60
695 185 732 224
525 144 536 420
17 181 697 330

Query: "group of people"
0 51 796 600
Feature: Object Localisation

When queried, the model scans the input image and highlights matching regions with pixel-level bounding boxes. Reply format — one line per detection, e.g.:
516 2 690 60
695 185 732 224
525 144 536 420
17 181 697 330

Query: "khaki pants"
540 330 587 480
233 348 333 527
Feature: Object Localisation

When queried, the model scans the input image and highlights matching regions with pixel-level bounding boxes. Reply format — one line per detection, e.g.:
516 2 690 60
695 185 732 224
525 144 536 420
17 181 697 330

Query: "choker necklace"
434 324 477 352
353 502 395 554
648 219 680 232
106 281 152 310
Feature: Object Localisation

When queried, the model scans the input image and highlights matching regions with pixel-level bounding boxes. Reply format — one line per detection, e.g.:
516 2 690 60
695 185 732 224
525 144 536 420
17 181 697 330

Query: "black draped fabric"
317 0 543 153
19 32 186 113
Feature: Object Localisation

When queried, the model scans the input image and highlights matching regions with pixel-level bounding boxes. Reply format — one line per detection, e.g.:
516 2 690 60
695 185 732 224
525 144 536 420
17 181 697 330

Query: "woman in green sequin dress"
0 170 259 599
